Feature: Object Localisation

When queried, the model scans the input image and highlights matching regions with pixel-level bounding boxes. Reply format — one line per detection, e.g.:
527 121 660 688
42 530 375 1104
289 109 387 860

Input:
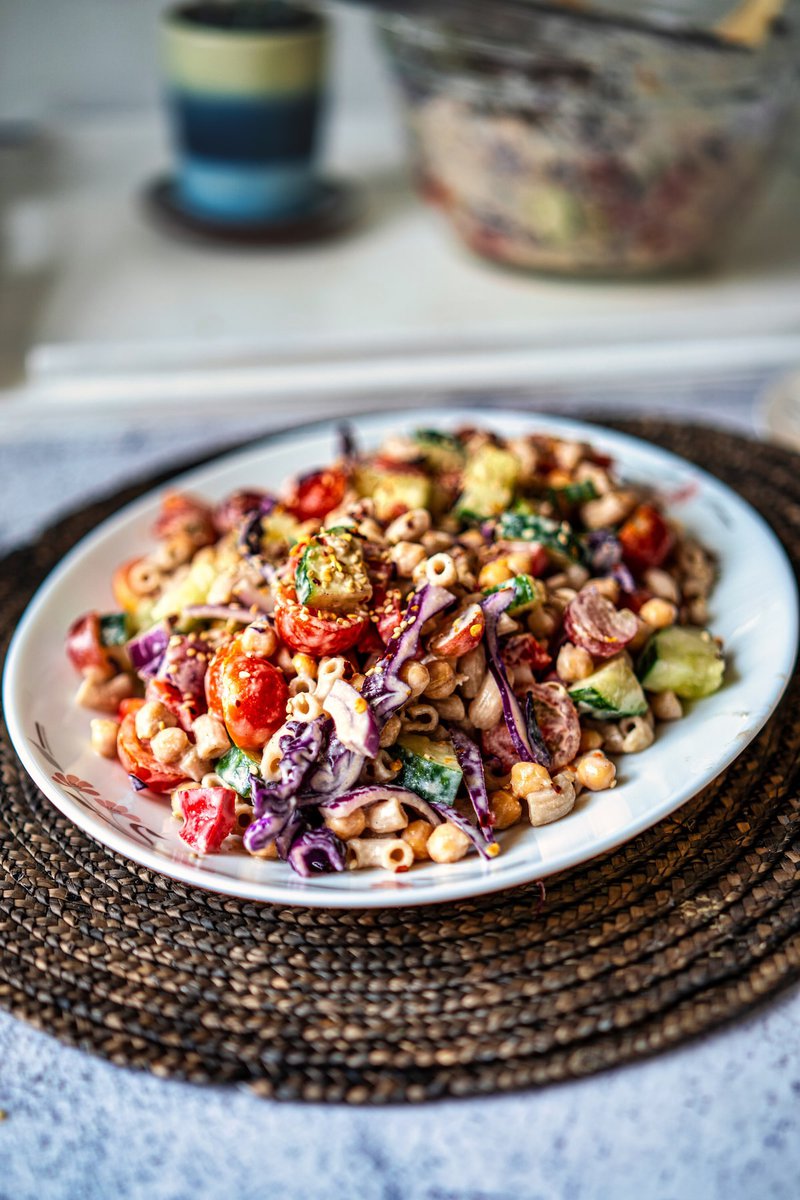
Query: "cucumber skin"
637 627 725 700
568 684 647 720
216 746 259 799
569 664 648 720
484 574 544 615
100 613 128 647
499 512 584 564
396 742 462 807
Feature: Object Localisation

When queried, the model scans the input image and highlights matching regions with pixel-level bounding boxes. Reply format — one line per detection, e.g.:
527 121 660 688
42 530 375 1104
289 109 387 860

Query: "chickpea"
150 726 189 765
324 809 367 840
135 700 177 741
478 558 514 589
579 728 604 753
556 643 594 683
510 761 551 798
427 822 471 864
505 549 534 575
575 751 617 791
582 577 620 604
402 819 434 861
639 598 677 629
90 718 119 759
241 622 278 658
489 789 522 831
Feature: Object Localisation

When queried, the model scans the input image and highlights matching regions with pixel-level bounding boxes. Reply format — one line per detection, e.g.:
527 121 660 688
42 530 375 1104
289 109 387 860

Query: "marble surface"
1 381 799 1199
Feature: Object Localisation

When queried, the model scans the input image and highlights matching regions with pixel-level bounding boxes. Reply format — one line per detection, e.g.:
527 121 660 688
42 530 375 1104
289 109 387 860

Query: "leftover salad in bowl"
66 424 724 879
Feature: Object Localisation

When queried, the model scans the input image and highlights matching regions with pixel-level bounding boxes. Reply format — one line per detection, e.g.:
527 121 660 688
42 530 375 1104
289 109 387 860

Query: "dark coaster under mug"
142 174 362 247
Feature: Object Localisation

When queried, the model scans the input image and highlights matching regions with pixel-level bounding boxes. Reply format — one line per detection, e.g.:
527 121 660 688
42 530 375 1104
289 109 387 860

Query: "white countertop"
2 108 800 429
1 378 798 1200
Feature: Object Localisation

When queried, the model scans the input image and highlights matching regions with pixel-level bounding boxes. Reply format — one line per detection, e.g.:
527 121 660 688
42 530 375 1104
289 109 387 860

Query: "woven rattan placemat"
1 417 799 1104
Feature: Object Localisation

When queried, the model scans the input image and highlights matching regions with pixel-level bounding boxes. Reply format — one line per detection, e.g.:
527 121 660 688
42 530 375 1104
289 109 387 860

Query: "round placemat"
1 416 799 1104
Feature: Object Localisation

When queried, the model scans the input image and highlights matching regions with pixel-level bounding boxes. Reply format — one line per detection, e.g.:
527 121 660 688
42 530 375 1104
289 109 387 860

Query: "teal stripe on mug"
178 157 315 221
168 90 320 164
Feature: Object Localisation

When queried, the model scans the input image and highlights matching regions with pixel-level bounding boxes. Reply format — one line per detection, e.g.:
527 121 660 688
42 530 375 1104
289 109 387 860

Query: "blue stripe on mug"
178 156 315 220
168 90 320 164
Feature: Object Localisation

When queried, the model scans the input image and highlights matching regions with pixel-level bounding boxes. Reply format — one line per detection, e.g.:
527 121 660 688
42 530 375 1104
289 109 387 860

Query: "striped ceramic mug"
162 1 328 222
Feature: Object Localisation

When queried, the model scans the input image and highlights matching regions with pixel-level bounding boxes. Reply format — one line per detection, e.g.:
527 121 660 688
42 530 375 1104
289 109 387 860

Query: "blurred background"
1 0 800 527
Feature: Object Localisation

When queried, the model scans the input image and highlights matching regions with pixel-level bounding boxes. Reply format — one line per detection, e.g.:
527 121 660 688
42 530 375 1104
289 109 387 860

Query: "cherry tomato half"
429 603 485 657
116 713 186 794
219 650 289 751
619 504 674 571
145 677 201 733
274 588 369 657
373 588 404 646
65 612 114 678
118 697 145 720
285 468 347 522
502 633 552 674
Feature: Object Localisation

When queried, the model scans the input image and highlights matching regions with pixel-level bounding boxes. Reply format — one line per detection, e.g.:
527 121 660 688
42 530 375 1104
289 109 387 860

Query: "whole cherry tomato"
618 504 674 570
116 713 186 793
153 489 215 546
65 612 114 678
274 587 368 656
219 648 289 751
285 468 347 522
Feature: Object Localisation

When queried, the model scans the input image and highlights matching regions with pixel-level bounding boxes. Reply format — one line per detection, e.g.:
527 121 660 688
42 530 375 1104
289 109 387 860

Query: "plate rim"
4 407 798 908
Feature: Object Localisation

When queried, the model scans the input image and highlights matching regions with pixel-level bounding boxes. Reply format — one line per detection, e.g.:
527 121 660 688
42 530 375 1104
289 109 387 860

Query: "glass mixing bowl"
378 1 798 275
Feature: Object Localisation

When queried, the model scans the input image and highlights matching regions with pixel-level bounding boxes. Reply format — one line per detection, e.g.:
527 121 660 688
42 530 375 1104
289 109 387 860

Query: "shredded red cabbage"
287 827 346 877
127 622 171 679
244 778 296 853
316 784 444 827
449 729 498 850
182 605 254 623
307 733 363 796
156 633 208 703
323 678 379 757
426 800 496 861
481 589 536 763
361 584 455 724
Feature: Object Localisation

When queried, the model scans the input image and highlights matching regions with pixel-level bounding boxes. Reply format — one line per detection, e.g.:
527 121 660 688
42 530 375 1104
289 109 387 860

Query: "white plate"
4 409 797 908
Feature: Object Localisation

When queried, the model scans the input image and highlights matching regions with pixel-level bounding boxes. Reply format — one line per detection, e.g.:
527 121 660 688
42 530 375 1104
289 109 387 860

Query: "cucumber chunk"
99 613 129 647
151 554 219 621
353 463 431 522
396 734 462 806
216 746 260 799
637 626 725 699
413 429 465 472
483 573 545 615
295 529 372 613
498 511 584 565
569 656 648 719
456 445 520 520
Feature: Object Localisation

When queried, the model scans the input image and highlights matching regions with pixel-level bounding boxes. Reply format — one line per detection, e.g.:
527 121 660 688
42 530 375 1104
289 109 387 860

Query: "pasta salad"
66 425 725 877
